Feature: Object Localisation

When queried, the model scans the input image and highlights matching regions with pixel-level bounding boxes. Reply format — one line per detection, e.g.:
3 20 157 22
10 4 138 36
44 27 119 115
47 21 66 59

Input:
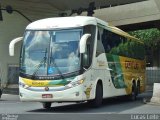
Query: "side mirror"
79 34 91 53
9 37 23 56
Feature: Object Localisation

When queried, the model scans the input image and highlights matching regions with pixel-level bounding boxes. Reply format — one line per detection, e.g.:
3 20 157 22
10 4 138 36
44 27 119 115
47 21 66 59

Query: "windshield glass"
20 28 82 77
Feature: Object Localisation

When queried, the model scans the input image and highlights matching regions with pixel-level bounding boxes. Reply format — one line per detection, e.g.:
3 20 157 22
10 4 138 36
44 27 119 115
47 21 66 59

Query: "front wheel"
88 83 103 108
42 102 52 109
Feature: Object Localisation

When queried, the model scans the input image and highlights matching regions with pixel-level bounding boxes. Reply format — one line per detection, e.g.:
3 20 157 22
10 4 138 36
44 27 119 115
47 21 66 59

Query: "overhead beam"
118 20 160 31
154 0 160 11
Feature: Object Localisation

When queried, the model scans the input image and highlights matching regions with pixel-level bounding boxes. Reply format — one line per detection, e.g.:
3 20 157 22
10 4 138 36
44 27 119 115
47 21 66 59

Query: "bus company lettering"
31 81 45 86
97 60 105 67
125 61 139 70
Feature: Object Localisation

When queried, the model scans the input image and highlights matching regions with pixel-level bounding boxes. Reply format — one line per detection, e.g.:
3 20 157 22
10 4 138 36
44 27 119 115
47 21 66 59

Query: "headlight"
65 79 84 89
19 82 29 89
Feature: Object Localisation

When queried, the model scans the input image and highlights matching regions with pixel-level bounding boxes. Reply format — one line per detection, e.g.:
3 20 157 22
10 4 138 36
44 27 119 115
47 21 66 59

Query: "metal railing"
146 67 160 85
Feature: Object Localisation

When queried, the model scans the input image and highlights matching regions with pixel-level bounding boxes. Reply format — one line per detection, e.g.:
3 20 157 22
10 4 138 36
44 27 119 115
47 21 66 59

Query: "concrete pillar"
150 83 160 104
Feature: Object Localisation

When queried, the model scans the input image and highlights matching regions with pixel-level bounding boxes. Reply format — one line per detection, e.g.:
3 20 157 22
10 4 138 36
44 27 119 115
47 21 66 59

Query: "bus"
9 16 146 109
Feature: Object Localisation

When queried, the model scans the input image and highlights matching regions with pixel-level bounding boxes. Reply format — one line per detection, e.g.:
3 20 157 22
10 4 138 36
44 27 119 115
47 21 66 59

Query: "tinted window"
83 25 96 68
97 27 145 60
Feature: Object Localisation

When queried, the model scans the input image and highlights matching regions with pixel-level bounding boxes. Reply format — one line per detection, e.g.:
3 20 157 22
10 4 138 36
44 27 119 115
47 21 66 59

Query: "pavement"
1 85 154 95
1 89 160 120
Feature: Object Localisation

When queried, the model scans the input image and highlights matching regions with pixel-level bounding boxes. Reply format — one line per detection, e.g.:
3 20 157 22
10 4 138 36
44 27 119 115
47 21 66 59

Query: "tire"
130 82 137 101
42 102 52 109
137 81 140 95
0 89 2 98
88 83 103 108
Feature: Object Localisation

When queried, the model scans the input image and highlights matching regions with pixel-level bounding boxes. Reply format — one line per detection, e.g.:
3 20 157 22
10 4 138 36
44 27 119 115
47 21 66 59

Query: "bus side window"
96 28 105 56
102 29 111 53
83 44 90 67
83 25 96 68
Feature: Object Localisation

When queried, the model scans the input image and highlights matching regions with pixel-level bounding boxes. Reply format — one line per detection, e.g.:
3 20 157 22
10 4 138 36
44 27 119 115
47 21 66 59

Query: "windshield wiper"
31 48 47 78
49 47 65 80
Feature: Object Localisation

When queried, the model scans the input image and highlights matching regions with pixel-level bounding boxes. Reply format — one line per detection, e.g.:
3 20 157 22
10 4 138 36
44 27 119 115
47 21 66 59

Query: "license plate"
42 94 53 98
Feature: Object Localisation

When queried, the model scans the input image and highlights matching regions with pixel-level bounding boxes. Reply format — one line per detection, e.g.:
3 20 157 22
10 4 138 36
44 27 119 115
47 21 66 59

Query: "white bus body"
9 16 145 108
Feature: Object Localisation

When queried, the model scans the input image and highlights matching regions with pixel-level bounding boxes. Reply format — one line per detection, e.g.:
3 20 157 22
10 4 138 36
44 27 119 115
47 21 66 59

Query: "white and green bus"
9 16 146 109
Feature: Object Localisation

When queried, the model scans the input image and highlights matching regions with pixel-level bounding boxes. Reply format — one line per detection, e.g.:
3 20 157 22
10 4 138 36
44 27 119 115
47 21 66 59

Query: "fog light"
75 92 79 96
19 93 23 97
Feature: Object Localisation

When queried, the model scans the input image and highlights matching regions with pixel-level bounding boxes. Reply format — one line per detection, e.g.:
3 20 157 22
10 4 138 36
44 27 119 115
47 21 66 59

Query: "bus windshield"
20 28 82 77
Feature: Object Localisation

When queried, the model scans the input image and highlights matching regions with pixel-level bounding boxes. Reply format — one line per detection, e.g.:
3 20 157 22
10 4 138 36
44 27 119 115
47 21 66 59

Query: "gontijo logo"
22 78 48 87
20 77 74 87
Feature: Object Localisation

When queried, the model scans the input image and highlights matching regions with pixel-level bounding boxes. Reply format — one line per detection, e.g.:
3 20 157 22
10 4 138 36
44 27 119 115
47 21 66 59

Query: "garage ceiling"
1 0 147 21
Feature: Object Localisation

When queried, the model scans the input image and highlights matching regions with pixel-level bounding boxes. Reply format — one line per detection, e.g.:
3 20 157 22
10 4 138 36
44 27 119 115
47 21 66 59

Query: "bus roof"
26 16 143 44
106 26 143 44
97 19 143 44
26 16 103 30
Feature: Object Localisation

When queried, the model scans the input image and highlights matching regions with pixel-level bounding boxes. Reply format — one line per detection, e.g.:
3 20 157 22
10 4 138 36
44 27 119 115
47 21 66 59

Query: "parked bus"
9 16 146 109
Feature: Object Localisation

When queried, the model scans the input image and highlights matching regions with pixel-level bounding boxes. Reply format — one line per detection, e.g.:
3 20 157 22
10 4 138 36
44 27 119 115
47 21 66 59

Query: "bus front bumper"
19 85 87 102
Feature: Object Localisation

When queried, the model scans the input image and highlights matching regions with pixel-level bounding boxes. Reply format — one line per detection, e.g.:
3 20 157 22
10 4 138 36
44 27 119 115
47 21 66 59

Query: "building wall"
0 11 29 87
